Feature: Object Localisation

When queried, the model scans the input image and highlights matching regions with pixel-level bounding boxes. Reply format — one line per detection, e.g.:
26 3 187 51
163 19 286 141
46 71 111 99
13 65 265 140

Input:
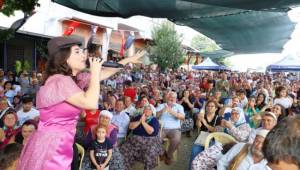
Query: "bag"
194 131 210 146
181 118 194 132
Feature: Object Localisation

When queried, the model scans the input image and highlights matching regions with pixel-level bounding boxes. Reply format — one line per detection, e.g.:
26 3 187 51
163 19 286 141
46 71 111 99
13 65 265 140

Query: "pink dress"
17 74 83 170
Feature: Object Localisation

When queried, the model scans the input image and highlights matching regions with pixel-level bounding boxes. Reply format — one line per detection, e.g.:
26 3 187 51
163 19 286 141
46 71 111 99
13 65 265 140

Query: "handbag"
181 117 194 132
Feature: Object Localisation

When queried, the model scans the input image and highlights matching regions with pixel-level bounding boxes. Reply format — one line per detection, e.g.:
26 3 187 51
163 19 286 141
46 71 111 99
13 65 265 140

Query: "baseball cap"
47 36 82 56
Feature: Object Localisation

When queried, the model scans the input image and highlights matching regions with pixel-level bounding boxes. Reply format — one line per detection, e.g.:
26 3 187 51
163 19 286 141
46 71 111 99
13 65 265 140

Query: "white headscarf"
99 110 113 122
231 107 247 127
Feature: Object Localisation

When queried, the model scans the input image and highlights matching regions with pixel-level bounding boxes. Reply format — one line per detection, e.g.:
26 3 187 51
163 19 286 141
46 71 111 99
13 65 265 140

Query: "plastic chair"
76 143 85 170
204 132 237 149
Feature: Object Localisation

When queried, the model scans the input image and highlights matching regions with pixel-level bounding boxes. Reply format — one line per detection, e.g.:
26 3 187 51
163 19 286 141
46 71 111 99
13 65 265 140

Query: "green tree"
0 0 40 40
149 21 184 71
0 0 39 16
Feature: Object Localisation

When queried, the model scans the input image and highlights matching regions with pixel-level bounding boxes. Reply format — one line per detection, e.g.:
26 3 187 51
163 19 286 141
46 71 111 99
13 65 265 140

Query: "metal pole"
33 40 37 70
3 40 7 71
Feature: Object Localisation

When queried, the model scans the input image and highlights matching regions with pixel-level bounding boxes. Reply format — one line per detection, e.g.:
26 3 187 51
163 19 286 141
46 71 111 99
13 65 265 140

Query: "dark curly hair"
43 47 72 84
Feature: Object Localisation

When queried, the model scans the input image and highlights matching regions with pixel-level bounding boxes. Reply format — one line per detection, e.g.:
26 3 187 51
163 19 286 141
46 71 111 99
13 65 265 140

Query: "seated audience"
262 115 300 170
16 96 39 125
0 143 23 170
111 99 130 144
120 105 163 170
15 120 37 145
0 109 20 149
217 129 269 170
157 91 185 165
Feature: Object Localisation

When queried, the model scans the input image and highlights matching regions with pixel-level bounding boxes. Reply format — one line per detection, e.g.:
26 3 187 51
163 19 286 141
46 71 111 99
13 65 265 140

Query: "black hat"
47 36 82 56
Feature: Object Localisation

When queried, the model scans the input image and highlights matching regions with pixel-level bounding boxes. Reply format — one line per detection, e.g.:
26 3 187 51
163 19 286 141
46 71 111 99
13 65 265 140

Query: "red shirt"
83 110 100 134
124 87 136 102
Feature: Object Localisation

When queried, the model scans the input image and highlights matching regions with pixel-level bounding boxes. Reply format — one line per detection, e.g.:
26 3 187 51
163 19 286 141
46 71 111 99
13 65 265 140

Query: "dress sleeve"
76 72 91 90
36 75 82 109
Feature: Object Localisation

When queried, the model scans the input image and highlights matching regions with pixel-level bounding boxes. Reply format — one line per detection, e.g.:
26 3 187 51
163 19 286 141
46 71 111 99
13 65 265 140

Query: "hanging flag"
119 30 125 57
124 35 135 50
91 25 98 36
63 21 80 36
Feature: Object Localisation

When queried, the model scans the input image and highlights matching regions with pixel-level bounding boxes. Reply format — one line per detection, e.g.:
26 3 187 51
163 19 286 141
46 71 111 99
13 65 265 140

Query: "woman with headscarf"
120 105 163 170
84 110 117 148
84 110 125 170
0 109 20 149
220 107 251 142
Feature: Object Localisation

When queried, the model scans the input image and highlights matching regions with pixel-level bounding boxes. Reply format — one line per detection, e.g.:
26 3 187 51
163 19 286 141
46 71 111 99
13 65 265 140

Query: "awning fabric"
53 0 299 54
267 54 300 72
195 50 234 60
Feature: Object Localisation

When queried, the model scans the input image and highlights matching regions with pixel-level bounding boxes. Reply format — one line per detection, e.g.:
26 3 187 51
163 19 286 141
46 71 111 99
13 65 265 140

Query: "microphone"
86 36 124 68
86 57 124 68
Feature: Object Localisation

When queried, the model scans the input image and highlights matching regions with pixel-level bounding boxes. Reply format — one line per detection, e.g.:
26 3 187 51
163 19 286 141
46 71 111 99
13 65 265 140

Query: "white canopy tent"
266 54 300 72
192 57 228 71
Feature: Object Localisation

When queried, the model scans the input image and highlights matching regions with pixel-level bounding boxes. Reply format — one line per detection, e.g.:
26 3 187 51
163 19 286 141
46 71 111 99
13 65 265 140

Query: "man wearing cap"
217 129 270 170
248 112 277 144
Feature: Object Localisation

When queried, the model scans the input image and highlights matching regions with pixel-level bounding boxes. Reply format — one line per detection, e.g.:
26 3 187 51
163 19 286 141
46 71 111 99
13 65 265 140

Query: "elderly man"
157 91 185 165
248 112 277 144
217 129 270 170
111 99 130 145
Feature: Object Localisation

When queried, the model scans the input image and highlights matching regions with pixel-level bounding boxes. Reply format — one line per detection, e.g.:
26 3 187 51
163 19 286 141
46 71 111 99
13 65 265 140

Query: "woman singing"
17 36 143 170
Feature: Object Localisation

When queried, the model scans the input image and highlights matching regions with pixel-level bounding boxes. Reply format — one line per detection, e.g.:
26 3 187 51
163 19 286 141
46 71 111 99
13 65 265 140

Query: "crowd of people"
0 37 300 170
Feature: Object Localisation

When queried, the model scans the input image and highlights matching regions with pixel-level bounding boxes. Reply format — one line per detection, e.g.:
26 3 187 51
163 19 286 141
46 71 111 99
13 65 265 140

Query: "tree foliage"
0 0 40 16
190 34 230 65
149 21 184 71
191 34 220 52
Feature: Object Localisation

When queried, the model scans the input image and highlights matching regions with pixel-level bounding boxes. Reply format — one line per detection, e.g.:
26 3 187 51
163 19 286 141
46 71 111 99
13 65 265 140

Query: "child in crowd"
90 125 113 170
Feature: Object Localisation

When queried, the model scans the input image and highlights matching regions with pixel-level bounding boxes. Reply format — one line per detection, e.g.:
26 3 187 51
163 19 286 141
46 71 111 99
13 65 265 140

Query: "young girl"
90 125 113 170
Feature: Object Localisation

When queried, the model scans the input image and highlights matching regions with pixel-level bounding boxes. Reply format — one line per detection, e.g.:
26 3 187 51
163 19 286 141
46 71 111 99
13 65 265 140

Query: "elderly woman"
120 105 163 170
220 107 251 142
0 109 20 149
134 96 156 118
84 110 117 147
84 110 125 170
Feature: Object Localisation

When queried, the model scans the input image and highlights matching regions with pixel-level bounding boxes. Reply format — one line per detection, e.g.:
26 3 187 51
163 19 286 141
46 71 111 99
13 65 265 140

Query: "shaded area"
53 0 299 54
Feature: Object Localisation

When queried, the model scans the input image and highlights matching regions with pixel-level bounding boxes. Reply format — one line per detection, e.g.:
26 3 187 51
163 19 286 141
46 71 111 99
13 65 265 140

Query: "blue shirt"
156 103 185 129
131 115 159 137
112 111 130 138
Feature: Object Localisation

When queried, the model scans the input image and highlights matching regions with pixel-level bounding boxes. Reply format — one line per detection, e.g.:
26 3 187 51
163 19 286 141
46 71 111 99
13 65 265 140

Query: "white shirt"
217 143 268 170
17 107 40 125
123 104 136 116
111 111 130 138
274 97 292 109
240 97 248 109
